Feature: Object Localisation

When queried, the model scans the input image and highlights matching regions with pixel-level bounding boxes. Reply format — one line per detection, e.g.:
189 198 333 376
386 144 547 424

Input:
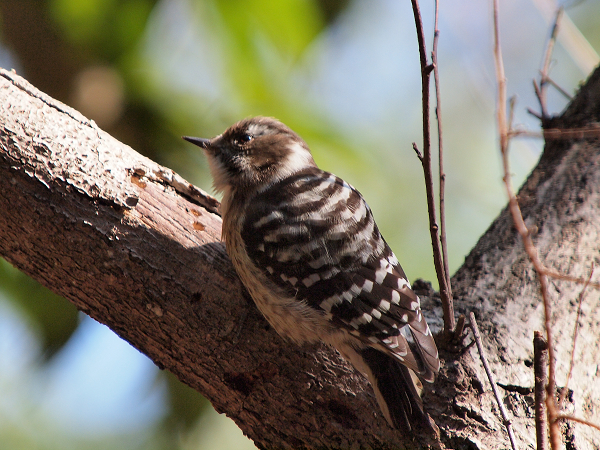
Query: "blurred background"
0 0 598 449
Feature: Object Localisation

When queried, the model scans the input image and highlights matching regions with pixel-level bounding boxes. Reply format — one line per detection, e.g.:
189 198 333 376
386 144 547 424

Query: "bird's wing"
242 167 439 379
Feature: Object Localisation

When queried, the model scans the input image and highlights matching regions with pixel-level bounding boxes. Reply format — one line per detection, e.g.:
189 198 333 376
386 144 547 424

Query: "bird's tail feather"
360 347 435 433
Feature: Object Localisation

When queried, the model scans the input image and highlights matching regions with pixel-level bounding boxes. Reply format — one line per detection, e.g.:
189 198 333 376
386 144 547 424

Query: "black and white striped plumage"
183 117 439 432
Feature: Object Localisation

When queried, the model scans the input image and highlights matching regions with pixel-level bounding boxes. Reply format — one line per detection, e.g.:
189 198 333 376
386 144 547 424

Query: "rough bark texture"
1 67 599 449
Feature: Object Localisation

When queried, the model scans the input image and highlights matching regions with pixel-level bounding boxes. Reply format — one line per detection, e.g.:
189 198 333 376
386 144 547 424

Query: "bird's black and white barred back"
183 117 439 432
242 168 438 382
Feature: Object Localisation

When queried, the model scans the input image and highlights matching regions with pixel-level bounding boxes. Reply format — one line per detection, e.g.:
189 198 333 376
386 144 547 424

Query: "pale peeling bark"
1 67 599 449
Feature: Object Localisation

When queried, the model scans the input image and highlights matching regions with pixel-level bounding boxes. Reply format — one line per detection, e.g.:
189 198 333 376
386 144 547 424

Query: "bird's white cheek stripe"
282 143 314 173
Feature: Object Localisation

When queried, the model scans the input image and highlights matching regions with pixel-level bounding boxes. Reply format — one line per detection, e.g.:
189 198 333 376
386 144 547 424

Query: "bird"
183 116 439 432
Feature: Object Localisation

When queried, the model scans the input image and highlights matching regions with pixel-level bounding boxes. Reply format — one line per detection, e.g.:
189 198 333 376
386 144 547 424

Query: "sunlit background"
0 0 598 449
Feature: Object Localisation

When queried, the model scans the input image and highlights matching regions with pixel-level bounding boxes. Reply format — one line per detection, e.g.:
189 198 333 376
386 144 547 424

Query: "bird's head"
183 117 316 194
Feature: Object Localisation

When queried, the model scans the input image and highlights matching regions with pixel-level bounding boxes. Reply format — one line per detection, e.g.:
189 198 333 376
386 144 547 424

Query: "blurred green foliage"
49 0 153 57
0 259 78 357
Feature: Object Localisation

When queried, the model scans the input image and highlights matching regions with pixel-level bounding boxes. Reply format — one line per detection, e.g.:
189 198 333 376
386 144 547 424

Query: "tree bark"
1 67 599 449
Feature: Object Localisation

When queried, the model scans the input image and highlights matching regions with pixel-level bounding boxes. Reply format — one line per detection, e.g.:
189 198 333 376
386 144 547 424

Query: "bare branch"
534 331 549 450
558 263 594 409
546 76 572 100
432 0 453 315
469 312 519 450
527 107 544 120
510 124 600 144
536 7 564 119
554 415 600 433
541 8 562 80
493 2 578 448
410 0 455 336
452 314 466 344
413 142 424 162
541 266 600 290
492 0 508 153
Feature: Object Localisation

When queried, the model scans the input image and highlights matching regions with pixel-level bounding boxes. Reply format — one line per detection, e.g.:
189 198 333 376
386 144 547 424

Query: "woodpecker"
183 117 439 432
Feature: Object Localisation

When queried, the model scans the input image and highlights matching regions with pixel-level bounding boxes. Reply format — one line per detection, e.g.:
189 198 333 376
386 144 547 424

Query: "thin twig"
493 4 600 448
459 338 477 356
533 79 543 113
492 0 560 447
537 7 564 119
492 0 507 152
508 96 517 132
432 0 452 314
542 125 600 140
534 331 548 450
542 266 600 289
469 312 519 450
413 142 424 162
546 76 572 100
410 0 427 70
410 0 455 335
527 107 543 120
545 398 560 450
554 414 600 433
452 314 466 344
510 125 600 143
541 7 563 80
558 263 594 408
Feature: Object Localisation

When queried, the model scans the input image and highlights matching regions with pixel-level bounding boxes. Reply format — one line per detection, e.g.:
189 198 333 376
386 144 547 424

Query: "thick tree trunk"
1 67 599 449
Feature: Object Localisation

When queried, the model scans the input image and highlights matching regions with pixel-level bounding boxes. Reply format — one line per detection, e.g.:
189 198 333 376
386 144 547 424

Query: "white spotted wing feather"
241 167 439 381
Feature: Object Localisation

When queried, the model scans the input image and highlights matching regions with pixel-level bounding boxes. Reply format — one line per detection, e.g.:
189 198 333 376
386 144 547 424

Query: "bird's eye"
235 133 253 146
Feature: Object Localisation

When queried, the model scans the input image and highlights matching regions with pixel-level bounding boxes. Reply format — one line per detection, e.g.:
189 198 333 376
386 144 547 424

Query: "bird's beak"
182 136 211 149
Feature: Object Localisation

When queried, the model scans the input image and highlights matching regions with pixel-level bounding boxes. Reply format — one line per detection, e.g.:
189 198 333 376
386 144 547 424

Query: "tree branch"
0 68 411 449
534 332 548 450
469 312 518 450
